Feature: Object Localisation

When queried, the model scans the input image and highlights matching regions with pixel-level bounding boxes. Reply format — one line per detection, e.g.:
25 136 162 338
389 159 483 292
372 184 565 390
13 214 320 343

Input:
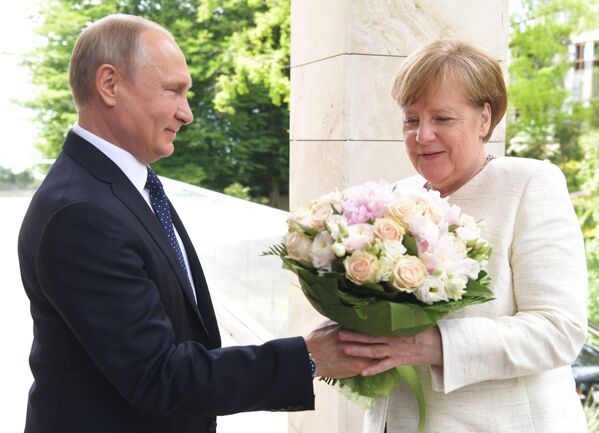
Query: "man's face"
113 30 193 164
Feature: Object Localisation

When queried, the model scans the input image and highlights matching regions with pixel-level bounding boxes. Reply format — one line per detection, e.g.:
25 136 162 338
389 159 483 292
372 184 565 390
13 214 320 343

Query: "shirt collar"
72 123 148 195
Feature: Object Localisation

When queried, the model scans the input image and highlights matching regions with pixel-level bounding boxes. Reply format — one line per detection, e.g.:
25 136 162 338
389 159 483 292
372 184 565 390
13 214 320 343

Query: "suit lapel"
62 131 213 342
170 206 221 347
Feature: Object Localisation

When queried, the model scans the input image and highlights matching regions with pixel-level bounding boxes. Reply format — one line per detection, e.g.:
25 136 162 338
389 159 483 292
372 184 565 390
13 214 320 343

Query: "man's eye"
403 118 418 125
435 117 453 123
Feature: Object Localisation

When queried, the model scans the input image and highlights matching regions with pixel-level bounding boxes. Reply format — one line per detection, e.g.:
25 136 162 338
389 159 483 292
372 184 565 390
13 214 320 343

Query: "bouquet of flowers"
265 180 493 431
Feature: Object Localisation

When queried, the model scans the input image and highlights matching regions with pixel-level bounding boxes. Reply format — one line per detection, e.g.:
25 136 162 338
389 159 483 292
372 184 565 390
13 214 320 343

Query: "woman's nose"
416 120 436 143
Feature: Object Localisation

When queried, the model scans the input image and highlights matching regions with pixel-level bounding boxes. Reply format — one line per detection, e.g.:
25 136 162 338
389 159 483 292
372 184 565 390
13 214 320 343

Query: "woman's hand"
338 325 443 376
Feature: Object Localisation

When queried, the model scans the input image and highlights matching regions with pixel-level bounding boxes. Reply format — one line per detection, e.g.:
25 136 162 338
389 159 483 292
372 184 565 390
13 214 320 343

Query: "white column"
288 2 509 432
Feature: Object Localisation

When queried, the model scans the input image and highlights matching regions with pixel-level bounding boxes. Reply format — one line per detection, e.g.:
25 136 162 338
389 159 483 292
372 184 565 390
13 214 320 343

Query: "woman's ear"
479 102 492 138
95 64 119 107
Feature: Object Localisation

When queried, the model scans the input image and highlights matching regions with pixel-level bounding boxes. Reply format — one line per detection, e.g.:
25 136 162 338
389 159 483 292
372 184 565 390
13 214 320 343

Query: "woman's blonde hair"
391 39 507 142
68 14 168 110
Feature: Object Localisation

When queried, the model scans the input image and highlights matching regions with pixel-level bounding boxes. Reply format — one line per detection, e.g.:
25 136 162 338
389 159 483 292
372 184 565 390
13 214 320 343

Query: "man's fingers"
343 343 390 359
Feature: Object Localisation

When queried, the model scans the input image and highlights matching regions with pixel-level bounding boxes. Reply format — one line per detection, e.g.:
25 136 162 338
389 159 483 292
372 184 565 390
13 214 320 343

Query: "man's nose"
177 97 193 125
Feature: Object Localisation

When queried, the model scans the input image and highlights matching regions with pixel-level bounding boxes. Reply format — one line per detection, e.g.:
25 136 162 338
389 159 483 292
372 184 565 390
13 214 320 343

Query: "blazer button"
208 420 217 432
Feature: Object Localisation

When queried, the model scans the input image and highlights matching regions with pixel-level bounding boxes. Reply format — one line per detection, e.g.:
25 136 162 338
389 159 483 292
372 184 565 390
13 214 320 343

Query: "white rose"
380 239 407 260
285 231 312 266
309 231 336 270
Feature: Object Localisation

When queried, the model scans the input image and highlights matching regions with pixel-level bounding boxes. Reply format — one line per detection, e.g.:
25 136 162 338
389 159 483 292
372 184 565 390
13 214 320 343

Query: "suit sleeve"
37 202 314 415
432 162 588 393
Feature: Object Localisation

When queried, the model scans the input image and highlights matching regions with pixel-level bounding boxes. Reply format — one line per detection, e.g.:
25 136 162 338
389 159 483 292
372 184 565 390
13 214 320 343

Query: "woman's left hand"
338 325 443 376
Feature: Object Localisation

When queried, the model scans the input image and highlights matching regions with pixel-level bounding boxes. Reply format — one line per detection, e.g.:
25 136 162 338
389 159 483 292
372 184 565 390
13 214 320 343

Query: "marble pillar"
288 2 509 432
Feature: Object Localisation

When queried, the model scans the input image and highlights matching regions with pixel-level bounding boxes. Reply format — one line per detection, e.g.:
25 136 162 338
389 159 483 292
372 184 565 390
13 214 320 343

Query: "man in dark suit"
18 14 375 433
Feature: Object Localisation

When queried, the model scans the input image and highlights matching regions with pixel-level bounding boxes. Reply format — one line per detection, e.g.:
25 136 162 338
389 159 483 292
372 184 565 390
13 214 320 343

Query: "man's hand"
338 325 443 376
304 322 379 379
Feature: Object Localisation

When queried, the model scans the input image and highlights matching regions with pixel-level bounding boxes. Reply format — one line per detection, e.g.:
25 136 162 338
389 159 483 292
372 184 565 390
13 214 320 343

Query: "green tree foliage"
508 0 599 330
23 0 290 207
577 131 599 327
0 166 38 191
507 0 597 168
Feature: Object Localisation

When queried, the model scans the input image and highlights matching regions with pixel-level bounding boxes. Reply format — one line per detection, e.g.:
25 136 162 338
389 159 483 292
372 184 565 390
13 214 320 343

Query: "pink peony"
343 181 395 225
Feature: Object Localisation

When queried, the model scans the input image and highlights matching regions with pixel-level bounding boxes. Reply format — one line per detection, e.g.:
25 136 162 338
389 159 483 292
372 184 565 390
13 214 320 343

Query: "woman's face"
401 77 491 196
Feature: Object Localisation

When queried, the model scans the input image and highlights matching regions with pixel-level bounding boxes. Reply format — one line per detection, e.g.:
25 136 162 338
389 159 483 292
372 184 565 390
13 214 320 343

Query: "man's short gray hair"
68 14 170 110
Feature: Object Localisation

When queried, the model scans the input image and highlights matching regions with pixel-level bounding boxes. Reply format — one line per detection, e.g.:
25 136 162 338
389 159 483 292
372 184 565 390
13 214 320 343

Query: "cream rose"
344 251 379 285
391 256 428 293
285 231 312 266
318 189 344 214
310 201 333 230
288 206 314 231
385 196 425 225
373 217 405 241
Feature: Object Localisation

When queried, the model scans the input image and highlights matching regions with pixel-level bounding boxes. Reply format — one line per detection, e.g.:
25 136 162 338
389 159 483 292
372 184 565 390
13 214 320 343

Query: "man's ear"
95 64 120 107
479 102 492 138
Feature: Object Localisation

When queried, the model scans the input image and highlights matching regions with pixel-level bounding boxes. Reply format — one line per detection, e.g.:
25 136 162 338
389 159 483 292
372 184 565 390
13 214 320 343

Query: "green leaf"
403 234 419 257
289 220 320 237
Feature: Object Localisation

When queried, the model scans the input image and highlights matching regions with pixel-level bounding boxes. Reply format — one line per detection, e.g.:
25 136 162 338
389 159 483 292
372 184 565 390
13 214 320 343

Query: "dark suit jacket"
18 131 314 433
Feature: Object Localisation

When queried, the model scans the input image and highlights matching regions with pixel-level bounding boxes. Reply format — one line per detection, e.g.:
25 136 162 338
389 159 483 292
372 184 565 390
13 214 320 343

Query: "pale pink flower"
419 233 480 279
343 181 395 225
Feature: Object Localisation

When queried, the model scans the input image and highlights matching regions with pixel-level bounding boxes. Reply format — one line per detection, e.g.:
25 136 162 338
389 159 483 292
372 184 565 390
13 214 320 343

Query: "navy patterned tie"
145 167 192 287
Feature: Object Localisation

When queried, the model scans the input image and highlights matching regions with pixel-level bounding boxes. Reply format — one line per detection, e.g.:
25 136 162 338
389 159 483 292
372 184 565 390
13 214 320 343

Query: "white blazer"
364 157 588 433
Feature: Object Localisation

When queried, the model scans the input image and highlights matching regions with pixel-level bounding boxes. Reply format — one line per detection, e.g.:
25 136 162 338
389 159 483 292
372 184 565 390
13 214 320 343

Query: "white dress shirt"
72 124 197 302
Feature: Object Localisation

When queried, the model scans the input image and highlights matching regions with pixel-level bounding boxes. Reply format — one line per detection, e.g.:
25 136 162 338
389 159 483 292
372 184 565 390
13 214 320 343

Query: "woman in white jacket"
340 39 588 433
